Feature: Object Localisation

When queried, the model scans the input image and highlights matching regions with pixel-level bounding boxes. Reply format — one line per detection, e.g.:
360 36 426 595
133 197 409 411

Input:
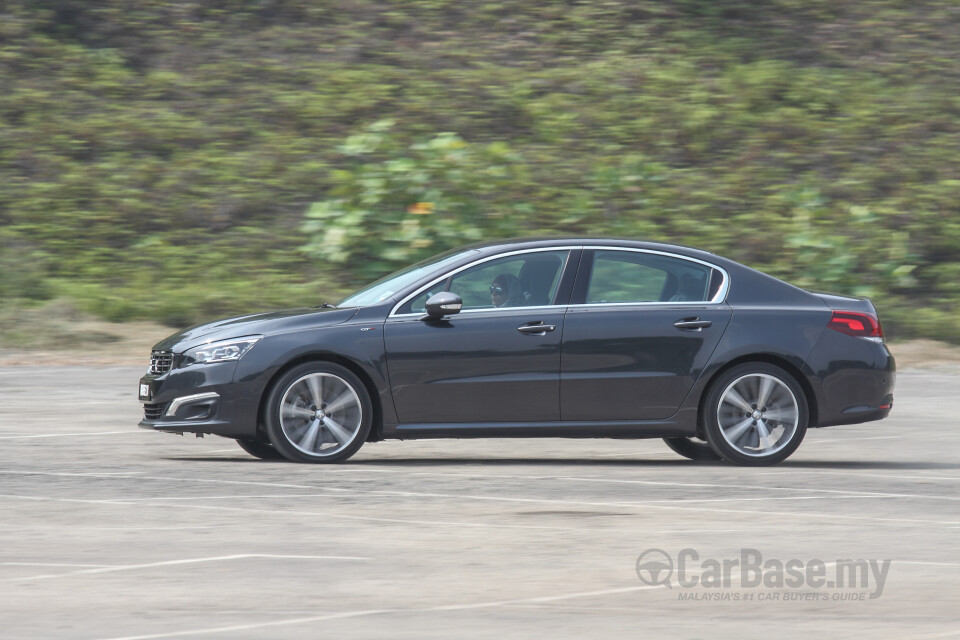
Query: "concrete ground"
1 365 958 639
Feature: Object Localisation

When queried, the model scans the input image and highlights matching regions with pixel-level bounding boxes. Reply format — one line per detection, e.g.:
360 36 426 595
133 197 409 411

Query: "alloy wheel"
716 373 800 457
278 372 363 457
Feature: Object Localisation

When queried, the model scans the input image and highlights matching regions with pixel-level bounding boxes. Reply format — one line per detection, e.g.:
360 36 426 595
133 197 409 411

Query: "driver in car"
490 273 526 308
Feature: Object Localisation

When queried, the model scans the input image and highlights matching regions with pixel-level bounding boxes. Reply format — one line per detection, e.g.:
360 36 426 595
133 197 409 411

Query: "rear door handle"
518 321 556 335
674 317 712 331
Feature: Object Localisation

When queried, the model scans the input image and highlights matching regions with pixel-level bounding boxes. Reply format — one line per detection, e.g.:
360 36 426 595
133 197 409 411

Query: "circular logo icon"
636 549 674 588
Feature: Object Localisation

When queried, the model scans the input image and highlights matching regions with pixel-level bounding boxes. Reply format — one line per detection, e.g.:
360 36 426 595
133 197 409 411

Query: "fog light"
165 392 221 418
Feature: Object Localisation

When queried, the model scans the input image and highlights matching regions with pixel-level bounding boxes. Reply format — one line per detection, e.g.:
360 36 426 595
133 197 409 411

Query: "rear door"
560 248 732 421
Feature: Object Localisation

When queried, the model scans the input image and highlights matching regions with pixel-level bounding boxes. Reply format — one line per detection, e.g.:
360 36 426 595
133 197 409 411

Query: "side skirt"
389 420 696 440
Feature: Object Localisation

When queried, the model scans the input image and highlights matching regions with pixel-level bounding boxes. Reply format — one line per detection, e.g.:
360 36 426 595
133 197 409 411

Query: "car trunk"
808 291 877 315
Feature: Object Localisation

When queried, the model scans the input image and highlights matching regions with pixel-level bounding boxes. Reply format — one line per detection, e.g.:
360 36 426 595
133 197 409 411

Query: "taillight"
827 311 884 343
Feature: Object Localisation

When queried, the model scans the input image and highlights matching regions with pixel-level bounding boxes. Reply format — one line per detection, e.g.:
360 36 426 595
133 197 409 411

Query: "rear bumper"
815 394 894 428
806 330 896 428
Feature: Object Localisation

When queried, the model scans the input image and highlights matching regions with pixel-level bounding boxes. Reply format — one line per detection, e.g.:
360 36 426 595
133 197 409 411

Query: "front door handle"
674 317 712 331
518 321 556 335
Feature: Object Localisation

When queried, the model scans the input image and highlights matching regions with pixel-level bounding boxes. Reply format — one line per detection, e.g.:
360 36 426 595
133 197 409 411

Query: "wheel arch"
696 353 819 437
256 352 384 442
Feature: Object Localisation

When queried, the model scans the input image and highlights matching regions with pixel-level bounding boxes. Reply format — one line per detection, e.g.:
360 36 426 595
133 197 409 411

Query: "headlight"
182 336 262 366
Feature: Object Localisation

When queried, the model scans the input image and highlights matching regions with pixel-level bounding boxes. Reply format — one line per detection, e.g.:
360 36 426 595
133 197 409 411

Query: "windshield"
337 248 480 308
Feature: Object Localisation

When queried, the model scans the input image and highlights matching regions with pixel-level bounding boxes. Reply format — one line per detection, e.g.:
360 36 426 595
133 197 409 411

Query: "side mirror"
422 292 463 320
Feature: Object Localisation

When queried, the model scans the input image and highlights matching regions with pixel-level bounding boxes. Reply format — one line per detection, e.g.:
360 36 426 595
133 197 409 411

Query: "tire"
702 363 808 466
264 362 373 464
663 436 722 461
235 438 287 460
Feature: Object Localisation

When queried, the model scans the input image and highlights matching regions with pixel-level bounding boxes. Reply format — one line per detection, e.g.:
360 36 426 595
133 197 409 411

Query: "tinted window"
399 250 569 313
586 250 712 304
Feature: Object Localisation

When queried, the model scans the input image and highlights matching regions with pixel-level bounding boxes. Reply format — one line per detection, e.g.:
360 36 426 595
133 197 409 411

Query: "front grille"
150 350 173 375
143 402 166 421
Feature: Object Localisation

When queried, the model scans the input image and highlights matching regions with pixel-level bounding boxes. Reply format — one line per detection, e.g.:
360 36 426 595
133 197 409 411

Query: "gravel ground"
1 364 958 639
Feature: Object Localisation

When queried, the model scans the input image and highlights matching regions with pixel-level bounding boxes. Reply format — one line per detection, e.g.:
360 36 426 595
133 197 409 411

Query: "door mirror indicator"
422 292 463 320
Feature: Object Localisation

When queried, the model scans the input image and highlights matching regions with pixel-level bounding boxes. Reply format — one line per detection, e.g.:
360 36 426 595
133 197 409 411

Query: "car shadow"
354 458 960 470
779 460 960 471
161 456 282 463
162 456 723 466
161 456 960 471
352 458 723 467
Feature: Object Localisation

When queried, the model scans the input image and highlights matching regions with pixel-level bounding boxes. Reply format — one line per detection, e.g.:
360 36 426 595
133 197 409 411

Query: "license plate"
139 383 151 400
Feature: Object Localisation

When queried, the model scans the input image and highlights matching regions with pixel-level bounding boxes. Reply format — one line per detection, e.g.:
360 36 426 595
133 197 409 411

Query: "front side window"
399 250 570 314
586 250 713 304
338 249 479 308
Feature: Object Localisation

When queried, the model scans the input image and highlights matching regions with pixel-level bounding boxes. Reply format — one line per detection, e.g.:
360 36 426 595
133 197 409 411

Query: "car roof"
461 236 725 264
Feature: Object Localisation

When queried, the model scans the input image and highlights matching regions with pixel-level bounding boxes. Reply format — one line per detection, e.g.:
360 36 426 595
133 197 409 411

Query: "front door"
385 249 573 424
385 309 566 423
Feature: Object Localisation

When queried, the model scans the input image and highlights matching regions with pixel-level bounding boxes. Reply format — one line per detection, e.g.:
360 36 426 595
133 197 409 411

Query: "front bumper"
138 360 260 438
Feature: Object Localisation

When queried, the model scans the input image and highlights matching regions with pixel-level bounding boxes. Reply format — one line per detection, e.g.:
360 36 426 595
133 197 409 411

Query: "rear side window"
586 250 713 304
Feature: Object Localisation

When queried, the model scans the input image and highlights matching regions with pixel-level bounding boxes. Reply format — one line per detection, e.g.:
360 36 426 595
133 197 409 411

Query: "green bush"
301 121 535 280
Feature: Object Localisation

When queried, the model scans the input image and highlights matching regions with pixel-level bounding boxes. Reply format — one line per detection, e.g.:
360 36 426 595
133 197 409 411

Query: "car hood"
153 306 360 353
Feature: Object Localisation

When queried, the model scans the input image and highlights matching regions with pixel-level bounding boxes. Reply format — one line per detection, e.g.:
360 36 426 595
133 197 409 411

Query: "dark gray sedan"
139 238 895 466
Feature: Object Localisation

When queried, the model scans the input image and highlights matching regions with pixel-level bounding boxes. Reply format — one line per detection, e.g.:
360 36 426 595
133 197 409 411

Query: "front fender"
233 320 397 428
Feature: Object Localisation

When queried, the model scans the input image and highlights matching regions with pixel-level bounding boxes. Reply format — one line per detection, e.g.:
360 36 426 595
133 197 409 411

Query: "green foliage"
0 1 959 341
302 121 533 279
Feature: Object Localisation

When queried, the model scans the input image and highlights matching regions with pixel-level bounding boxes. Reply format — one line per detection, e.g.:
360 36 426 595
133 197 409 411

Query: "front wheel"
702 363 808 466
264 362 373 463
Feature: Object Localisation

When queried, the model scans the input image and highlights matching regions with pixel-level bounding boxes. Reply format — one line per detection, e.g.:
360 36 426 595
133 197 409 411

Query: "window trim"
389 247 579 318
571 246 729 307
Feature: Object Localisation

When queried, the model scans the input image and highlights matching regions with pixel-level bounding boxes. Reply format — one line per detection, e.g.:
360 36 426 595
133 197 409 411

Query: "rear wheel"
265 362 372 463
663 436 722 461
235 438 286 460
703 363 808 466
